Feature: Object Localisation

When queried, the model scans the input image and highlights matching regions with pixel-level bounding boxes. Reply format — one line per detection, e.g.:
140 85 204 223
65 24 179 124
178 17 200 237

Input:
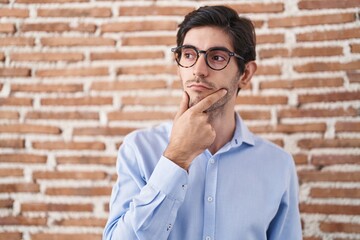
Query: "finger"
192 89 227 113
174 91 189 120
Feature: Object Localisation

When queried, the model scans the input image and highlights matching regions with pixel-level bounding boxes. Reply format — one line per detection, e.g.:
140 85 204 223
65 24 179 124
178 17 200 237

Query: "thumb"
174 91 189 120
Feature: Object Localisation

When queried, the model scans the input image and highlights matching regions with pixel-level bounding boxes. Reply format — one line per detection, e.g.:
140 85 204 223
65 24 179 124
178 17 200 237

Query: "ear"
238 61 257 89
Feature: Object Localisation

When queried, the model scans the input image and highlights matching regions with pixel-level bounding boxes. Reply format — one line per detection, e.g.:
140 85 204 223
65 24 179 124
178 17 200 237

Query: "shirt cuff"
147 156 188 202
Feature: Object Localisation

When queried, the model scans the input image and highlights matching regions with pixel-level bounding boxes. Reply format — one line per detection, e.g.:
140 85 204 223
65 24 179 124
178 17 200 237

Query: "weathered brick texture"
0 0 359 239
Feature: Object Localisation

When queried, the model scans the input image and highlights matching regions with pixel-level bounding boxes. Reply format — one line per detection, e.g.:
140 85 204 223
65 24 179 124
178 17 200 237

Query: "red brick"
119 6 194 16
294 60 360 73
0 168 23 177
298 170 360 182
11 83 83 93
237 110 271 120
0 52 4 61
108 111 176 121
299 0 360 9
101 21 177 32
10 52 84 62
0 124 61 134
21 23 70 32
300 203 360 215
21 202 93 212
41 37 115 47
38 7 111 17
56 155 116 165
0 199 14 208
320 222 360 233
0 23 15 33
26 111 99 120
17 0 88 2
236 95 288 105
310 187 360 199
0 232 22 240
0 37 35 46
122 35 175 46
278 107 356 118
347 71 360 83
298 91 360 104
0 183 40 193
33 170 106 180
0 139 25 148
297 27 360 42
36 67 108 77
293 154 308 165
53 217 106 227
230 3 284 13
73 127 136 136
30 233 101 240
259 48 289 59
0 8 29 18
90 51 164 60
91 80 167 91
312 154 360 166
32 141 105 150
41 97 112 106
257 33 285 44
260 77 343 89
350 43 360 53
0 216 47 226
269 13 355 28
336 121 360 132
298 138 360 149
0 111 20 119
46 186 111 196
0 68 30 77
250 123 326 134
0 154 47 164
256 65 282 75
117 65 176 75
0 97 33 106
122 95 181 106
292 46 343 57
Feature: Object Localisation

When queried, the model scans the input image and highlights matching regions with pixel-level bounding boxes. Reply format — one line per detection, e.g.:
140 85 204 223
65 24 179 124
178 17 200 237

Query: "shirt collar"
231 113 255 147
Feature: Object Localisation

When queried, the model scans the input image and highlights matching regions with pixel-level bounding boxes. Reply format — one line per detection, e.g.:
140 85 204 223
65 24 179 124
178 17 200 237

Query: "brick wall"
0 0 359 239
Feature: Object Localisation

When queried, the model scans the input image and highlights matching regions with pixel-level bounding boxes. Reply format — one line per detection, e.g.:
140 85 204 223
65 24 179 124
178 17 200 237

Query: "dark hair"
176 5 256 74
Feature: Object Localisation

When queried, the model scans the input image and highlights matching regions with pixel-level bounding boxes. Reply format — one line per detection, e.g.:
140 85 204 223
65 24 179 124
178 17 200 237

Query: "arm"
267 159 303 240
103 142 188 240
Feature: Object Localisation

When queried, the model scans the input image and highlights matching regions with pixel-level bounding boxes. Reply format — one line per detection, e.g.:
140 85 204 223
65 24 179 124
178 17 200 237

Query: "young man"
103 5 302 240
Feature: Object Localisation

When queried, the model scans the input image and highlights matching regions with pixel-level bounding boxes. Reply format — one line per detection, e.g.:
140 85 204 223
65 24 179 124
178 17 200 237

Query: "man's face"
178 26 242 113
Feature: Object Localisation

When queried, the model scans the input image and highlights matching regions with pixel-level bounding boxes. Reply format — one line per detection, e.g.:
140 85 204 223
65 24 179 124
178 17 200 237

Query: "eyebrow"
182 44 233 52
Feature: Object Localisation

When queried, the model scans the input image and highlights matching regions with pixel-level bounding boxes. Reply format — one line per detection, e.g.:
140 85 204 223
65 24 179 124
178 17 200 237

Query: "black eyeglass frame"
171 45 245 71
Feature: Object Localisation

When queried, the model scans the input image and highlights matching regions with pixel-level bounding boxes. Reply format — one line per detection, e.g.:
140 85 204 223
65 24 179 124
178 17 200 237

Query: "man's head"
176 5 256 74
173 5 257 116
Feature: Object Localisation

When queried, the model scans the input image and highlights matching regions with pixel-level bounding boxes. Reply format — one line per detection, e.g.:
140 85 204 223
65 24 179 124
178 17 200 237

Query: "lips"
188 83 213 91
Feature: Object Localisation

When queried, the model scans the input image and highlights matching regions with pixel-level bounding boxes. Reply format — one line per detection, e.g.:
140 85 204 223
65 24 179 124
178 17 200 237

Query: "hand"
163 89 227 170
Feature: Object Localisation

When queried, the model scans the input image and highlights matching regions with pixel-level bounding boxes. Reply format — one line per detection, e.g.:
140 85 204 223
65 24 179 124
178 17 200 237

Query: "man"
103 5 302 240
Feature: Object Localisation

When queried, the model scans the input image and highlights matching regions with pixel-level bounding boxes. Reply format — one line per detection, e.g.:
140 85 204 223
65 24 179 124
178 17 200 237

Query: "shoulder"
122 122 172 147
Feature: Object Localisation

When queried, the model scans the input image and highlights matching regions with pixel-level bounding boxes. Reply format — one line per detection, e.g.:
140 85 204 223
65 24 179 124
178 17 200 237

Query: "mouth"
187 83 213 92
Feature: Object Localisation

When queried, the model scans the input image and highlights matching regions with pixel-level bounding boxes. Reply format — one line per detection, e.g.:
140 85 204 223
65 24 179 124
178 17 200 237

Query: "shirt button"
207 196 213 202
209 159 215 164
181 184 187 190
205 236 211 240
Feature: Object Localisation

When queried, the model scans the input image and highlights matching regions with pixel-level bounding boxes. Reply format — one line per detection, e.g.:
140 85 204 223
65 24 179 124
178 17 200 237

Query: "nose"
193 52 209 77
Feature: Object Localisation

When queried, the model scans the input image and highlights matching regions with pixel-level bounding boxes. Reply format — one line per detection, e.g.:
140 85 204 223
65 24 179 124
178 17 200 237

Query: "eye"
182 49 196 60
208 50 228 63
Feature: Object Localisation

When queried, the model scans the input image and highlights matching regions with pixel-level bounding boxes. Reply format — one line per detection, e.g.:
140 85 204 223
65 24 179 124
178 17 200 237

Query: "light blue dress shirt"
103 113 302 240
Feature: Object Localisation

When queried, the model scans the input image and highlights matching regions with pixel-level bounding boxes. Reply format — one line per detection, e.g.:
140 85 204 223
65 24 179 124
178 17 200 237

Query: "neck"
208 108 236 155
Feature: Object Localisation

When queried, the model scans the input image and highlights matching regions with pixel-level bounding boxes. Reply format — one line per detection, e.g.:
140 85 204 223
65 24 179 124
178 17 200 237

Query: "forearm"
103 157 188 240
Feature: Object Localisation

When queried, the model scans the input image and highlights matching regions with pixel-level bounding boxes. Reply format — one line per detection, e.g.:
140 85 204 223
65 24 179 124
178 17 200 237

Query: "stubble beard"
185 73 241 122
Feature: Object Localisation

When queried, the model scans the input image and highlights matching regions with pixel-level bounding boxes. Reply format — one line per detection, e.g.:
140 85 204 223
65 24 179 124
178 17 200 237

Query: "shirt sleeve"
267 158 303 240
103 141 188 240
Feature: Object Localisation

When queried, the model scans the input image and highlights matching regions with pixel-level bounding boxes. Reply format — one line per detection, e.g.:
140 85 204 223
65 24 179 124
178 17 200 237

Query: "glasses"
171 45 244 71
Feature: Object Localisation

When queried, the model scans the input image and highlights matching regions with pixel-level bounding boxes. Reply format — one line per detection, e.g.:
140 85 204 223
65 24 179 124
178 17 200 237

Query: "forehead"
183 26 234 51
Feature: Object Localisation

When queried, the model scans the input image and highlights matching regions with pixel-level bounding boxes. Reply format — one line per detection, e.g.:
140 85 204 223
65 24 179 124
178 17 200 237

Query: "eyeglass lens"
175 46 231 70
